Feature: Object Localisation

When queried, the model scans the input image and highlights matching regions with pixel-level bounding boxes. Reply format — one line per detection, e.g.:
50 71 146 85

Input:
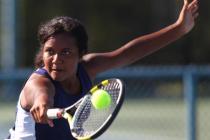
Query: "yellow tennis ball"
91 89 111 109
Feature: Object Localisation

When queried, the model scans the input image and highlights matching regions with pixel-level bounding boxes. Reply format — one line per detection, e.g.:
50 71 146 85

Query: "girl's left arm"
83 0 199 78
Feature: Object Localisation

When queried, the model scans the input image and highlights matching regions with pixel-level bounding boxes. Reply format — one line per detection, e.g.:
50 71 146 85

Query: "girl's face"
43 34 80 82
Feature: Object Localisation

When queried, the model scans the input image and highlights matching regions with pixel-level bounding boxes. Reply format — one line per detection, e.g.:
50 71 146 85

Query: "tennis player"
6 0 198 139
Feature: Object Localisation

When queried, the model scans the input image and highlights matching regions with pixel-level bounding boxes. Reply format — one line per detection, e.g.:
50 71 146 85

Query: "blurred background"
0 0 209 140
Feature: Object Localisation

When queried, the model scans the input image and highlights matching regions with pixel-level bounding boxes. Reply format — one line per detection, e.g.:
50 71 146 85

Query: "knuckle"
40 113 45 119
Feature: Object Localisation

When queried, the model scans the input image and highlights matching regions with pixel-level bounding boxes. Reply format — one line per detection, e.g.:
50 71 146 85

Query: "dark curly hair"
34 16 88 68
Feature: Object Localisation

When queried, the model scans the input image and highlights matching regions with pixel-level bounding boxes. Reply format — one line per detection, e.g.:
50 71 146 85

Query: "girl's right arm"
20 74 55 127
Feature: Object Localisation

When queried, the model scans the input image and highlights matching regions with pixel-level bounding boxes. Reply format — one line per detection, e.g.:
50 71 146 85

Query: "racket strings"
71 79 122 138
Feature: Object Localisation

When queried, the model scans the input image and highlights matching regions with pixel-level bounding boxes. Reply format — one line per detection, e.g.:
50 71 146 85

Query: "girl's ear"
34 47 45 68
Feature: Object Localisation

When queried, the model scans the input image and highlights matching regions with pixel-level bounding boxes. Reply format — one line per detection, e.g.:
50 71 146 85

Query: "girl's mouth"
51 68 63 72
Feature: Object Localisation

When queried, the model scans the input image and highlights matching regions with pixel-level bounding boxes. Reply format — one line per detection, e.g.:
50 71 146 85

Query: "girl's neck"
61 75 81 95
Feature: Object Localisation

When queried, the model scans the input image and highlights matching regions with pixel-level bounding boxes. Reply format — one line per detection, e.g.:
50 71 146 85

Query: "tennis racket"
47 78 125 140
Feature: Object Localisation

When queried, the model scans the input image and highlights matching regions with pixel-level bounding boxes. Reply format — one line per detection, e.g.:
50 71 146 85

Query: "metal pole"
0 0 16 70
183 67 197 140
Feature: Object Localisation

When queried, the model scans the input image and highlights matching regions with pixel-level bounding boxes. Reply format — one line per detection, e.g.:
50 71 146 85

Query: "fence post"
0 0 17 70
183 67 197 140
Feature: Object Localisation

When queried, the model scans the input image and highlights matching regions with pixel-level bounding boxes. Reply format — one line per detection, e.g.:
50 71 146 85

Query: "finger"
30 108 39 122
189 1 199 16
188 0 198 9
181 0 189 12
184 0 189 6
191 5 199 15
47 119 54 127
39 107 49 123
34 108 41 123
193 12 199 19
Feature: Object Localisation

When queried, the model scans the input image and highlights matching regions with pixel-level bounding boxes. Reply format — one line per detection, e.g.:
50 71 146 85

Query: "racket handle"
47 108 64 119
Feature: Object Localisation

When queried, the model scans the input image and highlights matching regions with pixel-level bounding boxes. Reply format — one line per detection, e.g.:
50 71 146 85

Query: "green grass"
0 99 209 140
103 98 210 140
106 99 186 140
0 102 16 139
198 98 210 140
0 102 16 123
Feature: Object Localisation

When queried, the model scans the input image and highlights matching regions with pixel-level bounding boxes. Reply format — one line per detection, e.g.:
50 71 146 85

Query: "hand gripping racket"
47 78 125 140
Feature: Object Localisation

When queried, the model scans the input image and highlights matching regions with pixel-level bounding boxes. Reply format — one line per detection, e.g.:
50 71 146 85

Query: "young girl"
7 0 198 139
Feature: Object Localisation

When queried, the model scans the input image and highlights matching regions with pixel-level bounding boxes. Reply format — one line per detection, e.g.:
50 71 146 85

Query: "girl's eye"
61 50 71 56
45 49 54 55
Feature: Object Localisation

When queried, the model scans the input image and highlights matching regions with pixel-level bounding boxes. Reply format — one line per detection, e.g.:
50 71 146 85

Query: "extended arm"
20 74 55 126
83 0 199 78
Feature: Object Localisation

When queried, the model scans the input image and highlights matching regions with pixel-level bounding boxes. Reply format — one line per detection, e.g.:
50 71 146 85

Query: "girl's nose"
52 54 63 64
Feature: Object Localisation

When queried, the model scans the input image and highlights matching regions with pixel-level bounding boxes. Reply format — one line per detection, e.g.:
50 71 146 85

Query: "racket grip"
47 108 64 119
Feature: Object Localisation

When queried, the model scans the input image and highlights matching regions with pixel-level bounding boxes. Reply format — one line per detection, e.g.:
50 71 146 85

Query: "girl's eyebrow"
44 44 53 48
63 48 71 50
62 47 78 52
44 46 53 50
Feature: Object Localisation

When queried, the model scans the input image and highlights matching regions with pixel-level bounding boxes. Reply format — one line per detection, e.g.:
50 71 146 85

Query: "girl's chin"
52 77 66 82
51 72 64 81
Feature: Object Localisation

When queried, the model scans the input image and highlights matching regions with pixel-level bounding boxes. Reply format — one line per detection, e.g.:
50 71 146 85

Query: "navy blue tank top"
34 64 92 140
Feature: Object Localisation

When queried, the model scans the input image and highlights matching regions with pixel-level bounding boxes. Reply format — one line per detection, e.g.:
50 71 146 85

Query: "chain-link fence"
0 66 209 140
96 66 209 140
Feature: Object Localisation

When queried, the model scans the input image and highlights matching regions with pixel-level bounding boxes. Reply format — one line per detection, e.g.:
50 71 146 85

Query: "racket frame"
72 78 125 140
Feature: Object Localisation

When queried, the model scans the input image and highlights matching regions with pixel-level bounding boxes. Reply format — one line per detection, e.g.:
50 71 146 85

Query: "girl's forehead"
44 34 77 48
